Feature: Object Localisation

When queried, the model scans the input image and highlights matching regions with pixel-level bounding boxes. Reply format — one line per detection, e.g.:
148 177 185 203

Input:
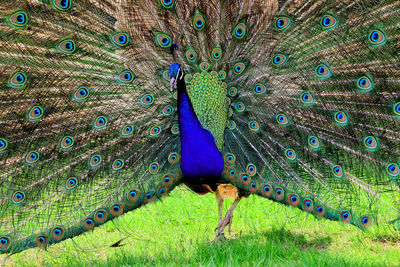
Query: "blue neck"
177 78 223 185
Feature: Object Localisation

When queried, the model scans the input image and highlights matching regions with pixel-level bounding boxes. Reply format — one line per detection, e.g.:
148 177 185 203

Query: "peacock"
0 0 400 254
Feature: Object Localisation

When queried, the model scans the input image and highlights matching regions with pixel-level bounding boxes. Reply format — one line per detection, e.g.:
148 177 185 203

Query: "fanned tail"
0 0 183 253
220 0 400 230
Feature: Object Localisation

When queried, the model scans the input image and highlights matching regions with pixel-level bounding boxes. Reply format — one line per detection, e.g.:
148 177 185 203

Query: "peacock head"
169 63 184 91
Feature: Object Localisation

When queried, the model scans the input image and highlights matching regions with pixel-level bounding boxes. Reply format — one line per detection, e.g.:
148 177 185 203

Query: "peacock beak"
170 77 176 92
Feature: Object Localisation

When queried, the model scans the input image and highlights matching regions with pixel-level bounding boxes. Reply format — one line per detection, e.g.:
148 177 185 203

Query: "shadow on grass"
96 228 369 266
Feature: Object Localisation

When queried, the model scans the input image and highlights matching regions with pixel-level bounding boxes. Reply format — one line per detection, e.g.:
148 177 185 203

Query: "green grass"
1 186 400 266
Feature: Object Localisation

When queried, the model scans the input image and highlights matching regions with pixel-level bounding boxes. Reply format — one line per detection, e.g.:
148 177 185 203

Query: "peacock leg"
214 196 242 241
215 189 224 225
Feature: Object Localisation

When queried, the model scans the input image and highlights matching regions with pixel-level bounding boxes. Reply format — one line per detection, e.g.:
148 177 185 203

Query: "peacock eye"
368 29 386 46
111 32 130 47
8 10 29 27
275 16 292 31
9 72 28 88
193 12 206 31
320 14 338 30
233 22 247 39
161 0 174 8
315 64 332 79
51 0 72 11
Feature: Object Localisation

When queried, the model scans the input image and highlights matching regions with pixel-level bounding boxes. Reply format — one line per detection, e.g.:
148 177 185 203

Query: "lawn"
1 186 399 266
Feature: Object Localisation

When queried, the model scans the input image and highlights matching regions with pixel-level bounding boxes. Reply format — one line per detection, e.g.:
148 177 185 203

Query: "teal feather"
0 0 399 254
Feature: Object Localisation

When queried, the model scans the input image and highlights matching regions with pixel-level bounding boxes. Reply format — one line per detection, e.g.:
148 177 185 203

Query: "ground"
1 186 399 266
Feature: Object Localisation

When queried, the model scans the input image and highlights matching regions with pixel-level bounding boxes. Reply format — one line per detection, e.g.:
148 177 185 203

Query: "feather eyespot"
320 14 338 30
94 210 107 223
25 151 39 164
234 102 246 113
155 32 172 48
287 194 300 207
27 105 44 122
332 165 344 178
118 70 135 84
161 69 171 81
276 113 289 126
162 105 174 116
185 48 198 62
300 91 314 105
228 87 238 97
224 153 236 165
140 94 155 107
57 39 76 54
51 226 65 240
12 191 26 204
233 62 246 75
89 154 102 168
272 54 287 66
82 218 95 230
73 86 89 102
112 159 124 171
308 136 321 150
233 22 247 39
356 76 373 92
7 10 29 28
275 16 291 31
110 32 129 47
386 163 399 178
239 174 250 186
110 204 124 217
149 125 162 137
253 83 267 95
359 216 372 229
273 187 285 201
368 29 386 46
340 211 351 224
315 64 332 79
225 169 236 180
120 124 134 138
193 12 206 31
185 74 193 84
92 115 107 130
284 148 296 161
363 135 378 151
394 102 400 117
144 192 156 203
0 237 10 250
262 184 273 198
334 111 349 126
218 70 226 80
249 182 259 193
127 190 139 202
168 152 180 164
51 0 72 12
315 205 326 217
149 162 159 174
227 120 237 130
160 0 174 8
248 120 260 133
9 72 28 88
199 62 209 71
65 177 78 190
35 235 49 247
60 136 74 151
162 174 174 187
0 138 8 153
171 124 180 135
302 199 313 212
246 163 257 176
211 47 223 61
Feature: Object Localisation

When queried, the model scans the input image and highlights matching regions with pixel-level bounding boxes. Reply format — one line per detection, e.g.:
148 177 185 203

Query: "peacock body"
0 0 400 254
